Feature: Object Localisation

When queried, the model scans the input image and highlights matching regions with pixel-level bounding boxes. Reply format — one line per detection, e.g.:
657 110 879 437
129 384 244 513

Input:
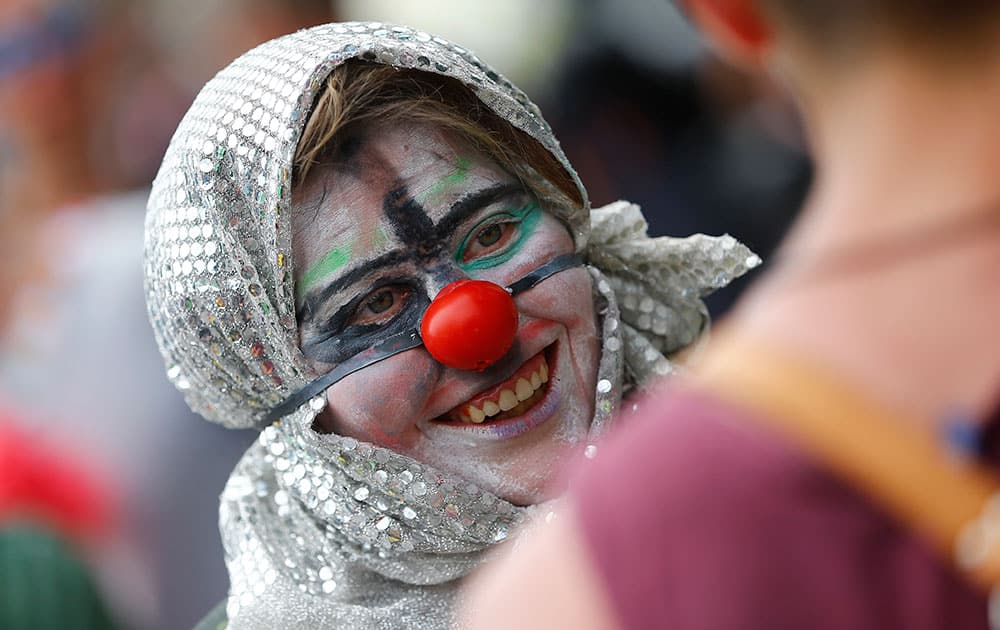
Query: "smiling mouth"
434 345 553 424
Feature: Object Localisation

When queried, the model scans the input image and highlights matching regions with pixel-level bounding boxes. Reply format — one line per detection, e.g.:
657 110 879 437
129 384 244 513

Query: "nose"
420 279 518 371
421 260 468 297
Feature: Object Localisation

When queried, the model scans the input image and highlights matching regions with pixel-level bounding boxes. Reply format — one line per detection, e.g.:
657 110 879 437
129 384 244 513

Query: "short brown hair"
294 60 582 209
757 0 1000 60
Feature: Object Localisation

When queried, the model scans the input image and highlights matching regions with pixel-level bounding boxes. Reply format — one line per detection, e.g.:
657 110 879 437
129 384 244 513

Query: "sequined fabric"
588 201 762 387
218 275 623 629
143 22 759 629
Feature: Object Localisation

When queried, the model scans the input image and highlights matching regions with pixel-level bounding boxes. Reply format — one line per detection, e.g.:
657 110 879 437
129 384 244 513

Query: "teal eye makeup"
454 202 541 271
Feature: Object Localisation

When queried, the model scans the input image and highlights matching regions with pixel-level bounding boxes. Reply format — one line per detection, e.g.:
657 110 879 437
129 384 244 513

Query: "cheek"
322 351 438 448
520 268 600 371
560 273 601 364
521 269 596 330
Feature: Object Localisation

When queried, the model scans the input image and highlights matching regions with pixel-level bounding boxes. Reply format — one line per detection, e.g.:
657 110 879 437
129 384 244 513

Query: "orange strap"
691 334 1000 591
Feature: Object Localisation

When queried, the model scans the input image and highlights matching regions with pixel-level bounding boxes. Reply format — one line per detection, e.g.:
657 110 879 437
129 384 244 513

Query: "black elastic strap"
259 330 422 427
506 253 583 296
257 253 584 429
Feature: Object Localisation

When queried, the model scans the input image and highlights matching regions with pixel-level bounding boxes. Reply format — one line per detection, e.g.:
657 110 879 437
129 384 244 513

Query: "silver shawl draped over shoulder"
143 22 760 629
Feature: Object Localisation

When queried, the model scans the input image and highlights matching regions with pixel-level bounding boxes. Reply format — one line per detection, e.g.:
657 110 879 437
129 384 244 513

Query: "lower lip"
441 344 561 440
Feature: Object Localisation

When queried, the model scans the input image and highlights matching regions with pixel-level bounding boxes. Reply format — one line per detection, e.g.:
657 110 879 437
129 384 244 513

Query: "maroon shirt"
571 387 989 630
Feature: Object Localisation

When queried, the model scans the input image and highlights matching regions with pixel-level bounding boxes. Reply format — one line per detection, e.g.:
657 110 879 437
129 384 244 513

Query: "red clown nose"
420 279 518 370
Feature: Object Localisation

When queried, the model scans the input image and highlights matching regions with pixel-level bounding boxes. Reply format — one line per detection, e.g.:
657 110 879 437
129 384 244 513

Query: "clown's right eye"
347 285 411 327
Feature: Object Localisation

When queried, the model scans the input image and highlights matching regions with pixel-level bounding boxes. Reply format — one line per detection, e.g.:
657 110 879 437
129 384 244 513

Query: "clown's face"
292 122 599 505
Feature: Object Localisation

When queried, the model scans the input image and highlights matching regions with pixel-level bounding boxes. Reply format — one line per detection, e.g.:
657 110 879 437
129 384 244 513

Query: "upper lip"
416 324 560 426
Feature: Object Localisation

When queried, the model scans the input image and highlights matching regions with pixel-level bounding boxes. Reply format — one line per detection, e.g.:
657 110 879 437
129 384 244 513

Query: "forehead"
291 122 517 282
297 122 512 221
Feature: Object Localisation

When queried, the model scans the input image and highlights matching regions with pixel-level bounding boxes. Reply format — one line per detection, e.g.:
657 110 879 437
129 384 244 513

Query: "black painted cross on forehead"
297 180 523 325
383 180 522 262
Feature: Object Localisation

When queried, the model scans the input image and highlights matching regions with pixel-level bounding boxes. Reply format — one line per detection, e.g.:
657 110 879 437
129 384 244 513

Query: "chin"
437 403 593 507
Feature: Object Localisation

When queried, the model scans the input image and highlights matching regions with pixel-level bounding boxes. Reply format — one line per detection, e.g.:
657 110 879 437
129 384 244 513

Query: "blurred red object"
0 417 115 540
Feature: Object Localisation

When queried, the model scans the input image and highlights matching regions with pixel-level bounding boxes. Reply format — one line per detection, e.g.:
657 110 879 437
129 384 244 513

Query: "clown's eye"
476 224 503 247
368 291 394 313
461 220 518 264
348 285 410 327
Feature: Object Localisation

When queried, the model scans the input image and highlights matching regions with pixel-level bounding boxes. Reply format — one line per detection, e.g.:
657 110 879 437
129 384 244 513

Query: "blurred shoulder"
567 385 983 629
578 385 817 500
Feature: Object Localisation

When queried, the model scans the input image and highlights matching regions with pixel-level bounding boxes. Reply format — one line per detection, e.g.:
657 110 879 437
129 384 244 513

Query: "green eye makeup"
455 202 541 271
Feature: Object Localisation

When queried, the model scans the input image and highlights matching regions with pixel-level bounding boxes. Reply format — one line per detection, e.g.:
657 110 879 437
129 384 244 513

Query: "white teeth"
530 372 541 389
515 378 533 401
454 357 552 423
498 389 518 411
467 405 486 423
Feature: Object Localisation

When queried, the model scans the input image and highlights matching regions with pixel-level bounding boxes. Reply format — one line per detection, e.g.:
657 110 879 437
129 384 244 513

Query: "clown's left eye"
460 220 519 264
347 285 411 327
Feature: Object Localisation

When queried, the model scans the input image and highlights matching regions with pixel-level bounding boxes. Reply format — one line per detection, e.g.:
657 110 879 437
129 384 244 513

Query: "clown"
143 22 757 629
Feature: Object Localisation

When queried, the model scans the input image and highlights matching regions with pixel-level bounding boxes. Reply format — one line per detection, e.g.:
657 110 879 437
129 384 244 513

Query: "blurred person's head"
0 0 129 331
679 1 1000 105
0 0 113 149
679 0 1000 213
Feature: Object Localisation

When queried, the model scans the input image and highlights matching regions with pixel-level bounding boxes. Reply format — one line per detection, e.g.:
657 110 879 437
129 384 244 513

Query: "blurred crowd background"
0 0 810 628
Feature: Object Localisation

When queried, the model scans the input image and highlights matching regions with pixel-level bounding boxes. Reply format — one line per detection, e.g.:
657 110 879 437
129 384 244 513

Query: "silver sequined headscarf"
144 22 759 629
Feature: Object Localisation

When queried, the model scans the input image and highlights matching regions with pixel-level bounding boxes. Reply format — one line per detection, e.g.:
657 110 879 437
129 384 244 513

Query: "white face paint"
292 122 599 505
